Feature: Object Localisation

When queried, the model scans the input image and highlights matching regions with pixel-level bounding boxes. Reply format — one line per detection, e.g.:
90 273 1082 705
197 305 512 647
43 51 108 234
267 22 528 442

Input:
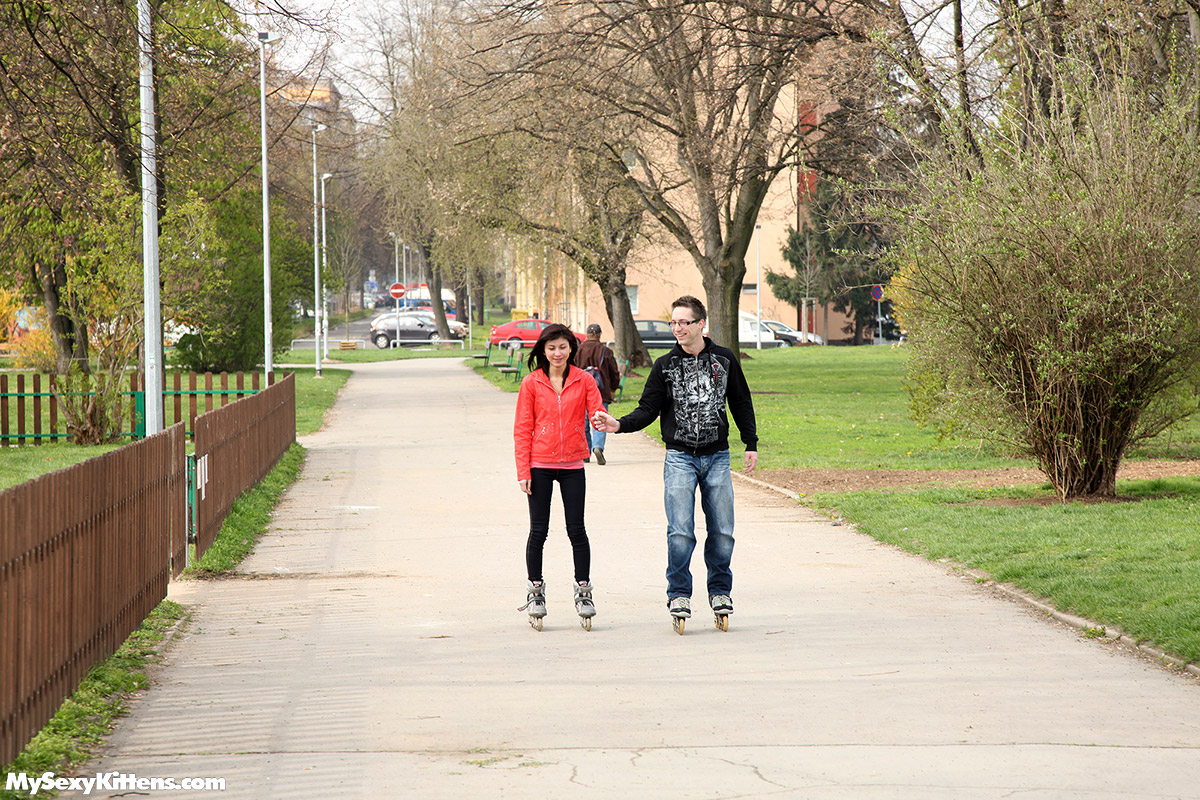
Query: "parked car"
488 318 585 347
374 295 456 318
762 319 824 346
370 311 465 348
737 312 788 348
634 319 678 349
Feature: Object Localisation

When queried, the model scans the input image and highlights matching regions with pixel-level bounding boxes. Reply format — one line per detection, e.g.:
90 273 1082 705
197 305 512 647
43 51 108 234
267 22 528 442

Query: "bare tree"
471 0 869 350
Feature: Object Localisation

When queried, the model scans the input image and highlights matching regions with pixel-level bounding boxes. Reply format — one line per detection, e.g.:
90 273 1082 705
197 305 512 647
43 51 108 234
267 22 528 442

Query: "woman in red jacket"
514 323 604 630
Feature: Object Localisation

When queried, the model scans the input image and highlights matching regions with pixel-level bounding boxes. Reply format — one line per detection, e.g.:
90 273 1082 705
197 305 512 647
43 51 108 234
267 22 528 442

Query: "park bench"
471 340 493 365
497 343 524 380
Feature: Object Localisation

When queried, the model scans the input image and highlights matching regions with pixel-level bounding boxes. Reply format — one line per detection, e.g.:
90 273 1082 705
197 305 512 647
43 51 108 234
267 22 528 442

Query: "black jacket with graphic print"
616 338 757 455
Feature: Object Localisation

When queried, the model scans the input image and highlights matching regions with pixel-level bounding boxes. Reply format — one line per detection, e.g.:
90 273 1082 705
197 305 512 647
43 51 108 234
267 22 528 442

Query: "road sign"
389 282 406 299
871 284 883 301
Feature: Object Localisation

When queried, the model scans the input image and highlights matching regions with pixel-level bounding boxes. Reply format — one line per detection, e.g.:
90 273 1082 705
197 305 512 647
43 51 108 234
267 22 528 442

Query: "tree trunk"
602 272 650 367
424 247 453 339
701 260 744 352
35 255 90 374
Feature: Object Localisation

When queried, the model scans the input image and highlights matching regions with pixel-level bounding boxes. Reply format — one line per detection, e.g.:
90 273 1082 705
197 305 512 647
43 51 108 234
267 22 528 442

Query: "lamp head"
321 172 333 180
258 31 281 44
312 123 327 133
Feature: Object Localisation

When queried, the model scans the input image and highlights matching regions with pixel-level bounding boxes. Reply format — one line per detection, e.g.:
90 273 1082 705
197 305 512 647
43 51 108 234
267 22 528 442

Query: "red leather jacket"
514 365 604 481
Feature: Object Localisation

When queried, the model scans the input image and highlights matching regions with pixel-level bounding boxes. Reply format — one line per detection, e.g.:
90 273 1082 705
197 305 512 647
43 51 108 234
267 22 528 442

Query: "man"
592 296 757 632
577 323 621 465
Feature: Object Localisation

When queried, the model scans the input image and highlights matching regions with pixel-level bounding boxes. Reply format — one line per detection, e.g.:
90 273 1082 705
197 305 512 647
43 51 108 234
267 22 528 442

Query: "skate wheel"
530 617 543 631
580 617 591 631
715 614 729 632
672 617 685 635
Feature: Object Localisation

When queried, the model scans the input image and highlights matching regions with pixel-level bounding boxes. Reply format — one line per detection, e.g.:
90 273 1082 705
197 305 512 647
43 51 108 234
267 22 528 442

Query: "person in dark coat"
576 323 621 465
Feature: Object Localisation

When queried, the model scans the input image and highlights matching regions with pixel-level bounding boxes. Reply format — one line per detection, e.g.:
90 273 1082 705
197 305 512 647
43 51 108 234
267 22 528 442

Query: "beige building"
506 155 849 345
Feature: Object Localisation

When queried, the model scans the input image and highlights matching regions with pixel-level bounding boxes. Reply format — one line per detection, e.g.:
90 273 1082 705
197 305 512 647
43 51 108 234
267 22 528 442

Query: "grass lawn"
810 479 1200 664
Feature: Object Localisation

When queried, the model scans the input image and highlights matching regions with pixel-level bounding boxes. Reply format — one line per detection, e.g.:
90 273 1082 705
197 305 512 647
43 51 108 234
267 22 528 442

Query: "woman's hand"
518 479 532 494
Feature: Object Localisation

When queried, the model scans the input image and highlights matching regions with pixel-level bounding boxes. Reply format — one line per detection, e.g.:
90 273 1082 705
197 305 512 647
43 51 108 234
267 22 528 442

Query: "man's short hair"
672 295 707 321
586 323 602 335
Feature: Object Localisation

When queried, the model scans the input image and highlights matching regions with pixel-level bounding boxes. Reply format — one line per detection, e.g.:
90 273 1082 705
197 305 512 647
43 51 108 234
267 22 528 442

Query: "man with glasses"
592 295 757 633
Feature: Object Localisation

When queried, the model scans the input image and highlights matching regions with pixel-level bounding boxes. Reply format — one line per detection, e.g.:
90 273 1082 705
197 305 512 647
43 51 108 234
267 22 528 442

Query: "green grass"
290 367 350 436
0 601 187 800
478 346 1026 468
187 442 305 574
287 345 481 364
0 443 123 491
809 477 1200 663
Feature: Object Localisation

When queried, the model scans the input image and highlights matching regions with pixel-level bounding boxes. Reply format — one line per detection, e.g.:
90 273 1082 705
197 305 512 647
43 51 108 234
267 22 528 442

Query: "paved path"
71 359 1200 799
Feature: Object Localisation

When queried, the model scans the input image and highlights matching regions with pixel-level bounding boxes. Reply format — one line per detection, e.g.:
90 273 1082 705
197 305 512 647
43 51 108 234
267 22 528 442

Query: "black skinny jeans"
526 467 590 583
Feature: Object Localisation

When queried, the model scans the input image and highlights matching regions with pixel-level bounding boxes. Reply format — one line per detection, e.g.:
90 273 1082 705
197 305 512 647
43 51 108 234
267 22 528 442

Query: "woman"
513 323 604 631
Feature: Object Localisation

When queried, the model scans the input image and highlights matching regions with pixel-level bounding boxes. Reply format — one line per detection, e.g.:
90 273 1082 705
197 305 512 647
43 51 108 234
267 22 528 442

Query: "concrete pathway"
68 359 1200 799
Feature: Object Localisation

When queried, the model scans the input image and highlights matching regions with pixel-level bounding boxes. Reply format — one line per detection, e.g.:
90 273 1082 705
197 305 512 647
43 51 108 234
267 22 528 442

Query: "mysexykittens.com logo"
6 771 225 796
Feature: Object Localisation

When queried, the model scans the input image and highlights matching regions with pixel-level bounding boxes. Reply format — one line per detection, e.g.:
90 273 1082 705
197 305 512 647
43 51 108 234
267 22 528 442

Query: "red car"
489 319 585 347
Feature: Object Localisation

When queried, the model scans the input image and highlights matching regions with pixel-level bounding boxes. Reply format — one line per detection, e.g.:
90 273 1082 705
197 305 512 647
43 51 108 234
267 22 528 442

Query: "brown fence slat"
16 374 25 445
172 371 182 434
0 424 185 765
32 374 41 446
1 374 8 447
193 373 295 560
48 374 57 440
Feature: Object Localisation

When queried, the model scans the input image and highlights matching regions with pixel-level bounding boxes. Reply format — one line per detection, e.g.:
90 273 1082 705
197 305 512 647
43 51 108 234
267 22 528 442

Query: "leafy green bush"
889 40 1200 498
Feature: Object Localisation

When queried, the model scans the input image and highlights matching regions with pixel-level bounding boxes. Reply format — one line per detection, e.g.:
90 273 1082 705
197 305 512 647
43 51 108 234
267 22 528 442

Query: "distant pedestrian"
592 296 757 633
576 323 621 465
513 324 605 631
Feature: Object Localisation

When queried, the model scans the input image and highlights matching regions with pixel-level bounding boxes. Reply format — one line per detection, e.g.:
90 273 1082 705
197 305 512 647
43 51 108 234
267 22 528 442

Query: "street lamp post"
310 123 326 376
137 0 162 434
258 31 280 381
389 232 400 349
321 172 332 359
755 224 762 350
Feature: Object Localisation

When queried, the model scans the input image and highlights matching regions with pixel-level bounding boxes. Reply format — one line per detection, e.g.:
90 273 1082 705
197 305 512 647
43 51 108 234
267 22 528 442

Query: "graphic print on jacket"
664 352 731 448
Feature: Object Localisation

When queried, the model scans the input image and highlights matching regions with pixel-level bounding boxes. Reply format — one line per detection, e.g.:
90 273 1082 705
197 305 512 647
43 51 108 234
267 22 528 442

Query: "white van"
737 311 786 348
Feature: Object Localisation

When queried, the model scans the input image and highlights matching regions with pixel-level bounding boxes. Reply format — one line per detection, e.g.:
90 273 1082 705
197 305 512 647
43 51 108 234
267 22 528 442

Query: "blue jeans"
663 449 735 599
585 402 609 452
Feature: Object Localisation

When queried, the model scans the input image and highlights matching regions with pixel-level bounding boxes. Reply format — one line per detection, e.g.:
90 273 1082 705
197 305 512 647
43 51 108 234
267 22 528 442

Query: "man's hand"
518 479 531 494
592 410 620 433
744 451 758 473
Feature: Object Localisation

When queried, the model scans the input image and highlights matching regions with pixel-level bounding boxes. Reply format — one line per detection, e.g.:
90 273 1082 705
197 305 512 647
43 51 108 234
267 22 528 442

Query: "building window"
743 283 758 295
626 285 639 314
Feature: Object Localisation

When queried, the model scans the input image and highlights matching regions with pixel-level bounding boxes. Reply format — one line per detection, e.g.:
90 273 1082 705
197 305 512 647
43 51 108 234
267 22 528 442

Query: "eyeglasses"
668 319 700 329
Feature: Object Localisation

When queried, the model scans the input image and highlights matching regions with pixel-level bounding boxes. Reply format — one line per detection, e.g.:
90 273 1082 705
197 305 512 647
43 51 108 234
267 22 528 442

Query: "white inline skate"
518 580 547 631
710 594 733 632
574 580 596 631
668 596 692 635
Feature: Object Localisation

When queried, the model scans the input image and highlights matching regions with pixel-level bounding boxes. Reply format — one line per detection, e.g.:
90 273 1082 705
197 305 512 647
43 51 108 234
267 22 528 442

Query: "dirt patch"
757 460 1200 495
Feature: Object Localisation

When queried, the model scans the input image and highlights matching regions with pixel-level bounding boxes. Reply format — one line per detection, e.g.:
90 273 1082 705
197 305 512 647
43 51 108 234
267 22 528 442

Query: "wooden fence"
0 370 267 446
193 373 296 559
0 424 187 766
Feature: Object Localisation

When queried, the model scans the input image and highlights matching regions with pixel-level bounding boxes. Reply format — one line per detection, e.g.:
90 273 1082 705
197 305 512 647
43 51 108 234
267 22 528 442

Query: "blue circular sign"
871 285 883 301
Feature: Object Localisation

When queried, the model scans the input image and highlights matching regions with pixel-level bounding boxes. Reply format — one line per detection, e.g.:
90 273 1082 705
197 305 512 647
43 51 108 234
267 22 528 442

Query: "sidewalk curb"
732 469 1200 680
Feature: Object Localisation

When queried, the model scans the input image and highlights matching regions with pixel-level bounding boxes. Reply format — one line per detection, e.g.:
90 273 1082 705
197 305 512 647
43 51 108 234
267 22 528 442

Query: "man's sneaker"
592 446 606 465
668 596 692 618
710 595 733 615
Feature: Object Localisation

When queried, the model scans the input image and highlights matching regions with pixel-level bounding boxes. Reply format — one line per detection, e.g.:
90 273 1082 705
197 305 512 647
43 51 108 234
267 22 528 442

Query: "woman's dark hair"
527 323 580 372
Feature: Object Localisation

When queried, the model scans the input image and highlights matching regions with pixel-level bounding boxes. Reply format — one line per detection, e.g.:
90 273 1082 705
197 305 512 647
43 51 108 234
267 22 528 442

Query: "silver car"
370 312 465 348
